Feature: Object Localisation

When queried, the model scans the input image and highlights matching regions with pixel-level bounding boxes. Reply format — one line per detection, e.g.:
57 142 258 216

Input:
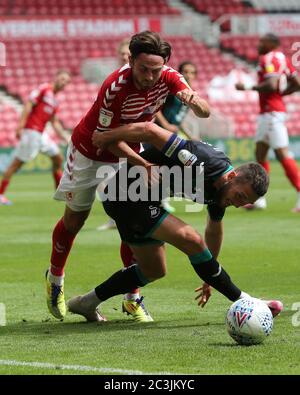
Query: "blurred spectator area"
0 0 180 16
221 35 300 64
1 34 299 146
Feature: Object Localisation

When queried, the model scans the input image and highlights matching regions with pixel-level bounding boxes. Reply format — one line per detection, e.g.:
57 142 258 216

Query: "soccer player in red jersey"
46 31 210 321
0 70 71 205
96 38 131 231
236 33 300 212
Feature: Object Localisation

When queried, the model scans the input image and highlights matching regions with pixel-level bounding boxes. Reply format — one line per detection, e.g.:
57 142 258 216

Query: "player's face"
258 37 271 55
181 64 197 86
130 53 165 90
54 73 71 91
218 179 259 208
118 44 130 66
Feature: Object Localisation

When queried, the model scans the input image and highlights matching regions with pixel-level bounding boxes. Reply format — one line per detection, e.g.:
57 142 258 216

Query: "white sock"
48 270 64 286
239 291 251 299
81 289 101 309
124 293 140 301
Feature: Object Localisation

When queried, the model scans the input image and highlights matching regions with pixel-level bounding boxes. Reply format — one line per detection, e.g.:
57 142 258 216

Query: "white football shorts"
14 129 60 162
255 112 289 149
54 141 120 212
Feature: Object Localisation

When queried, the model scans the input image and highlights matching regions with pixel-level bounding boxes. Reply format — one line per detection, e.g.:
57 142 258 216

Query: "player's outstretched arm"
16 101 33 138
176 89 210 118
282 74 300 96
92 122 173 151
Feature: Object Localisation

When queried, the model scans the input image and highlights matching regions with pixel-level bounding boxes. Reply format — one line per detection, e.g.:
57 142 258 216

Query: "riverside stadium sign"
0 17 161 40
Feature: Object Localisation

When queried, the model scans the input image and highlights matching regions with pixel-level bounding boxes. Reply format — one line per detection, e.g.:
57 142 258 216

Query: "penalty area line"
0 359 179 375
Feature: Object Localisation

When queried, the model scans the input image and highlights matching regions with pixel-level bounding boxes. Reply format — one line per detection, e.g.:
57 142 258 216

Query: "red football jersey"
25 83 58 132
72 64 190 162
257 50 297 113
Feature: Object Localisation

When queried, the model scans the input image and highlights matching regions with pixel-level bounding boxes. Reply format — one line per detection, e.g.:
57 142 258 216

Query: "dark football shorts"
102 199 168 246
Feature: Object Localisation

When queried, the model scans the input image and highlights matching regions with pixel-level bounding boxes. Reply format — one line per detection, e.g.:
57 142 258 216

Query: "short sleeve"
260 55 280 79
28 86 44 104
207 204 225 222
164 67 190 95
95 73 122 132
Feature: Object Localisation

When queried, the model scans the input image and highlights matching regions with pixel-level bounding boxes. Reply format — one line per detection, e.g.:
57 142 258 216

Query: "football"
225 298 273 345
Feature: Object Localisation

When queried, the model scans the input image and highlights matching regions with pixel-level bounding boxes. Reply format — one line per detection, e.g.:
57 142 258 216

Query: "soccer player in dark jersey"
155 61 197 138
154 61 198 213
67 122 283 321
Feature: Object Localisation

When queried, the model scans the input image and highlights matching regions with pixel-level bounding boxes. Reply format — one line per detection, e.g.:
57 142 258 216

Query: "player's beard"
216 182 232 208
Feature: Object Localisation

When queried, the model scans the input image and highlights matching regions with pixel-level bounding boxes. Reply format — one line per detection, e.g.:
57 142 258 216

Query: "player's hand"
15 127 22 139
235 82 246 91
92 130 113 152
195 283 212 308
176 89 197 105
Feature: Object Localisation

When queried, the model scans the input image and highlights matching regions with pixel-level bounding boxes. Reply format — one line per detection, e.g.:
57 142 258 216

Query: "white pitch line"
0 304 6 327
0 360 178 375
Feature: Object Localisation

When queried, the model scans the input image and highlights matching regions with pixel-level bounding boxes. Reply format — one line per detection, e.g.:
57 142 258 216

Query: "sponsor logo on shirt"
177 149 197 166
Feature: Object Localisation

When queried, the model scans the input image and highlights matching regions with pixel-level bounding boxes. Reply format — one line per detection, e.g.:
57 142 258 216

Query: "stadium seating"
220 35 299 64
0 103 19 147
1 0 300 146
5 0 180 16
183 0 262 31
0 37 239 134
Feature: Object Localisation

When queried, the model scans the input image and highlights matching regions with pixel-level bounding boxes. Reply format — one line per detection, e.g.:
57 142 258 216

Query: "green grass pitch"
0 163 299 375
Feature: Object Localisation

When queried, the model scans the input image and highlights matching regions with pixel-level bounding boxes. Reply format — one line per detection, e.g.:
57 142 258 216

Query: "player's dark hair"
235 162 269 197
129 31 171 62
264 33 280 47
178 61 197 74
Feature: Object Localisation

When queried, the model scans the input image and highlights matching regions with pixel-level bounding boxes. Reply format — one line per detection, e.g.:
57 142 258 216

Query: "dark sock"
94 264 150 302
189 249 241 301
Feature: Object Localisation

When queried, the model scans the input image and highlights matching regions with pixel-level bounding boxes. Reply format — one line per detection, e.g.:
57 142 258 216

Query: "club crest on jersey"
65 192 73 201
99 108 114 127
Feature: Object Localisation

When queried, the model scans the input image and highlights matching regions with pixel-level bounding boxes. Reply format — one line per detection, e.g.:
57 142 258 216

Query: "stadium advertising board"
231 14 300 36
0 16 161 40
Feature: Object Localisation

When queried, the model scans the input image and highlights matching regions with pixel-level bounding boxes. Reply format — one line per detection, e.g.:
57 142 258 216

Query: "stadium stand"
182 0 263 31
249 0 300 12
4 0 180 16
220 35 299 64
1 36 247 143
0 0 299 146
0 103 19 147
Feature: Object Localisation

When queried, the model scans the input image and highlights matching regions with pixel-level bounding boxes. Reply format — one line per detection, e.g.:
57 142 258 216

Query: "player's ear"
128 55 134 67
227 170 237 180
